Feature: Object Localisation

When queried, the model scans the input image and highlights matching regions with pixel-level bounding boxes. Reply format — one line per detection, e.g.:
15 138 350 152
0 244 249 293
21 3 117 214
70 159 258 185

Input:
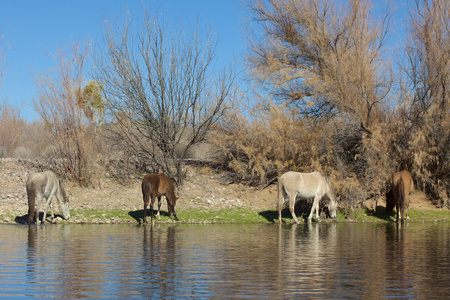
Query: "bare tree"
34 42 97 186
94 10 236 186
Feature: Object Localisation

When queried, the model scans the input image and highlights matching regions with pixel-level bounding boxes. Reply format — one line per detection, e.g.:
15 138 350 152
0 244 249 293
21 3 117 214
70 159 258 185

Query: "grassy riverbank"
2 207 449 224
1 159 448 225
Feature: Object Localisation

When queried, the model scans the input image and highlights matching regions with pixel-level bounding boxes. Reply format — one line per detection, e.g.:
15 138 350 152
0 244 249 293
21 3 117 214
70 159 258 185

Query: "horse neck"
56 181 68 204
166 185 176 202
326 181 337 203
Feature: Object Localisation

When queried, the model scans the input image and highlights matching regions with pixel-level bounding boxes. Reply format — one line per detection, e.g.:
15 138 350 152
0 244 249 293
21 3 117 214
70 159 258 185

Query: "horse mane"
58 180 68 203
324 176 337 201
167 179 177 200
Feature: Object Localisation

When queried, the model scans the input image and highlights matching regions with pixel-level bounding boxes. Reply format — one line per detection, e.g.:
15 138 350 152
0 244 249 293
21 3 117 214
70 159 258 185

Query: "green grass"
1 207 449 224
177 207 270 223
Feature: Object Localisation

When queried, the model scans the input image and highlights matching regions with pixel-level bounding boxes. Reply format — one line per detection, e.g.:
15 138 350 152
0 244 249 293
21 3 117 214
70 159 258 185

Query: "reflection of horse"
386 170 414 222
142 173 179 224
26 171 70 225
277 171 338 223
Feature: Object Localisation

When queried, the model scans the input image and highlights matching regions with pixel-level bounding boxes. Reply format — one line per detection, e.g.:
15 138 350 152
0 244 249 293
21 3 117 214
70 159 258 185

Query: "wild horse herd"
25 169 415 225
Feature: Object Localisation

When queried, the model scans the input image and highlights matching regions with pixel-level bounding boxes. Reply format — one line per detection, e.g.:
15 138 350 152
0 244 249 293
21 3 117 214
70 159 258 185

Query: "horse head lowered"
277 171 338 223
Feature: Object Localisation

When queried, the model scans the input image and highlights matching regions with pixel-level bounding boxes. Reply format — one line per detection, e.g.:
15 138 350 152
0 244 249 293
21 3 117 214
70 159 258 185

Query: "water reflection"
275 223 339 297
141 225 178 298
0 223 449 298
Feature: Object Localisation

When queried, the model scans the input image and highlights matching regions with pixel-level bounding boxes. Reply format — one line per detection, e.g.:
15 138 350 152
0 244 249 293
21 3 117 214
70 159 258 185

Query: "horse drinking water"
278 171 338 223
142 173 179 224
388 170 414 222
26 170 70 225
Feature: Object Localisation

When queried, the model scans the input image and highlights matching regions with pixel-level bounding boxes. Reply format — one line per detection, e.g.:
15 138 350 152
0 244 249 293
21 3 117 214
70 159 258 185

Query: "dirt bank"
0 158 442 224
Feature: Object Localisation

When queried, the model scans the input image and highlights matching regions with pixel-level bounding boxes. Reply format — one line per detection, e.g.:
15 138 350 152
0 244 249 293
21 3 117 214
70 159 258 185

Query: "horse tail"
142 178 149 203
398 177 405 211
27 182 36 225
142 176 154 206
277 177 284 211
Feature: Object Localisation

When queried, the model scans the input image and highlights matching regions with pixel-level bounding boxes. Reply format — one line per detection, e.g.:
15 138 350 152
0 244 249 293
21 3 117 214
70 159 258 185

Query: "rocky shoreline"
0 158 277 224
1 158 446 224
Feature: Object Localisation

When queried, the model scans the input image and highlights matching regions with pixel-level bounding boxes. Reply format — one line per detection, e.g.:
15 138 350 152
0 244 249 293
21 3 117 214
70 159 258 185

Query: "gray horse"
278 171 338 223
26 171 70 225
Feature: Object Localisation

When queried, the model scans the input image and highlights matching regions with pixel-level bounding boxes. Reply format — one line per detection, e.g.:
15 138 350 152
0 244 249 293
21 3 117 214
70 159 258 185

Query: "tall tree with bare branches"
94 10 236 186
34 42 98 186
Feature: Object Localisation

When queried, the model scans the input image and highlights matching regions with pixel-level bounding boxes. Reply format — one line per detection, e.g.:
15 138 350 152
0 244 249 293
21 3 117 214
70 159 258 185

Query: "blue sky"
0 0 411 122
0 0 248 121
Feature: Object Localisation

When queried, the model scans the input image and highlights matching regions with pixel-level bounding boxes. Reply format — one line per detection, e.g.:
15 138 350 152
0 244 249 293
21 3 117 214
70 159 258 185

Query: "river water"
0 222 449 298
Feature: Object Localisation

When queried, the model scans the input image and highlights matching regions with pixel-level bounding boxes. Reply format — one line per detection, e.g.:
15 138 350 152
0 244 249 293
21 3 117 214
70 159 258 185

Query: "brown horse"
387 170 414 222
142 173 179 224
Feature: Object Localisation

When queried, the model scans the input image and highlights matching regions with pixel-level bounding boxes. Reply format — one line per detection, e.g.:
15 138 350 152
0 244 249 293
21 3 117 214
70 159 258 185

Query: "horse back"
392 170 413 196
280 171 326 198
142 173 176 200
26 172 49 197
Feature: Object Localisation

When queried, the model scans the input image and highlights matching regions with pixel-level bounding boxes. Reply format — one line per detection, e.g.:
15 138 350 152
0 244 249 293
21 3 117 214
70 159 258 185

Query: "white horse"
278 171 338 223
26 170 70 225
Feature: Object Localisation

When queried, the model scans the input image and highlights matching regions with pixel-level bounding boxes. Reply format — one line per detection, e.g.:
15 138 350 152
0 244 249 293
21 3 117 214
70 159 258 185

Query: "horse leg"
405 195 410 220
315 199 321 220
143 186 149 224
157 196 162 221
286 191 299 224
277 181 285 224
308 195 321 222
395 202 399 222
150 194 156 225
35 195 42 225
49 201 55 222
41 198 49 224
42 191 56 224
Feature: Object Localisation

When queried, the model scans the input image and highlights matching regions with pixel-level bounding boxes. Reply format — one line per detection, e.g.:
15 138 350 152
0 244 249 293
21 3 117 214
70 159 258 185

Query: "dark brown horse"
142 173 179 224
386 170 414 222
